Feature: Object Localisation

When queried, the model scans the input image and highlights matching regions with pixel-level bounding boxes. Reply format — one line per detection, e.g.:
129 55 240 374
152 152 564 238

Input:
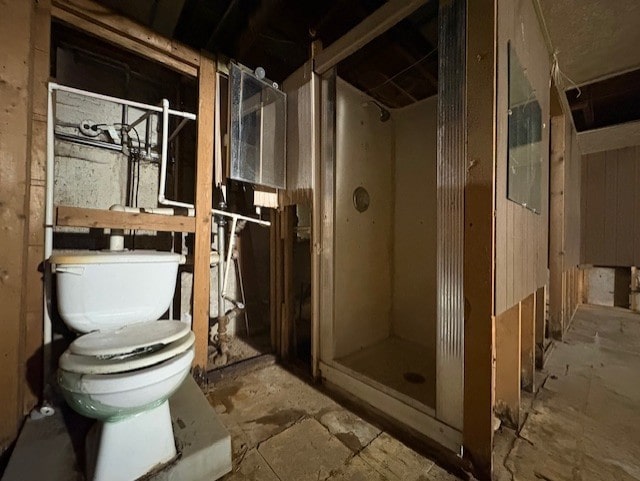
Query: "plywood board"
0 0 33 448
494 302 521 428
494 0 551 315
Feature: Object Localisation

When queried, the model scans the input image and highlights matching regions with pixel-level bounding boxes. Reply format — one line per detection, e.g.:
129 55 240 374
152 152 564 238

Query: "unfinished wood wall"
0 0 50 450
549 114 582 337
564 119 582 267
581 145 640 266
495 0 551 316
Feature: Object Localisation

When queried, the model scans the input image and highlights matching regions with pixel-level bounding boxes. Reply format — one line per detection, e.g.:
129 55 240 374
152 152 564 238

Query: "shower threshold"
319 338 462 453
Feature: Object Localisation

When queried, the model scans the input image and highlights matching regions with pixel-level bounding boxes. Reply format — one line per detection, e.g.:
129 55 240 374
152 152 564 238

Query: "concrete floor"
205 363 460 481
495 304 640 481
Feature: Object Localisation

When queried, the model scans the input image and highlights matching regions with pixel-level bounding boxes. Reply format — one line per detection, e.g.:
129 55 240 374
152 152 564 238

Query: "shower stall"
315 0 465 453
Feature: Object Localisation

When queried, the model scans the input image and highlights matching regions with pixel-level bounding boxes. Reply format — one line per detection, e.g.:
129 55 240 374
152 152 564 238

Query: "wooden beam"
463 0 497 477
549 115 566 339
55 206 195 232
494 303 521 429
314 0 428 74
51 0 199 77
520 293 536 392
192 54 216 374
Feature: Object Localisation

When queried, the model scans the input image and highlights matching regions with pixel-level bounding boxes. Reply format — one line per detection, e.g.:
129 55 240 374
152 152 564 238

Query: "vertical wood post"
464 0 497 477
520 293 536 392
549 115 566 339
535 285 546 368
193 54 216 374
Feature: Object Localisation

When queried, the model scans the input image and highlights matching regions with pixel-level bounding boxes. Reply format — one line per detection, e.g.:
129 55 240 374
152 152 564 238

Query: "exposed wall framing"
1 0 218 449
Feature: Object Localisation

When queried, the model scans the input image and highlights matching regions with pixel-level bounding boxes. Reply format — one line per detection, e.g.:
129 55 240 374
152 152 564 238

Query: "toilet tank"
51 250 182 333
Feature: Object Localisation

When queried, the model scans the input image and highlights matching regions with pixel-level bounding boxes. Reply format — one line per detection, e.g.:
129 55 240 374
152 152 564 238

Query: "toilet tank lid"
50 250 182 265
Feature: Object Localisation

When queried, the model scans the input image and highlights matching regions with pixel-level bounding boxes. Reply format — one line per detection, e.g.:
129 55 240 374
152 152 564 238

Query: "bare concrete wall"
391 96 437 354
334 79 394 359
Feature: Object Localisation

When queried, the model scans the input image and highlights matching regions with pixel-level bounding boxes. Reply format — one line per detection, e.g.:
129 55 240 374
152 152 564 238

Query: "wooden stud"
494 302 521 429
51 0 199 77
464 0 497 477
270 209 282 354
281 206 296 360
192 54 216 373
535 285 546 368
549 115 566 339
310 48 322 378
520 293 536 392
55 206 196 233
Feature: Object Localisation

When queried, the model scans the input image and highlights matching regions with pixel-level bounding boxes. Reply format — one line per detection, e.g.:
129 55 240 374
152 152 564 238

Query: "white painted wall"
391 96 437 356
334 79 394 359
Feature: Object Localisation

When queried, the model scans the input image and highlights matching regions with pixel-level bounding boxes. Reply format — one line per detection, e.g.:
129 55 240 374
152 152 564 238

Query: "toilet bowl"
51 250 192 481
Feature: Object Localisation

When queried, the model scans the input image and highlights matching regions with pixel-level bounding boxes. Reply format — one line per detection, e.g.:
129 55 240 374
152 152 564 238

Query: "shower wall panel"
392 96 438 358
334 79 394 359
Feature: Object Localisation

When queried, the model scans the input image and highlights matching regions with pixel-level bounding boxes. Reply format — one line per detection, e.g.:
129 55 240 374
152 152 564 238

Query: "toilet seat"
59 321 194 375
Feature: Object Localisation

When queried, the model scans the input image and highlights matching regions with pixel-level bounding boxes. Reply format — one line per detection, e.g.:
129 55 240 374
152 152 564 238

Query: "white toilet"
51 250 194 481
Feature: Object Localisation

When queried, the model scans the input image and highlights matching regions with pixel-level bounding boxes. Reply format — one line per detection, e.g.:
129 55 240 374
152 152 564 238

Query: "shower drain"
403 372 426 384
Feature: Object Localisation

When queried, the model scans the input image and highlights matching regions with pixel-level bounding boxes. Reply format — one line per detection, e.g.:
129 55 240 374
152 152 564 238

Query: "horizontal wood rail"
55 206 196 232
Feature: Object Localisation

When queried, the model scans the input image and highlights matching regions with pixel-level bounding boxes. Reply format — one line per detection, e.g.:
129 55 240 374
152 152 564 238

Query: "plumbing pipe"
49 83 196 121
221 216 238 300
43 84 55 396
216 207 227 321
108 205 125 251
113 204 195 217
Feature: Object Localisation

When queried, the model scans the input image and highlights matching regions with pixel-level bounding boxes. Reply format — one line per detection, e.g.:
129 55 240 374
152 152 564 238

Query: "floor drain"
403 372 426 384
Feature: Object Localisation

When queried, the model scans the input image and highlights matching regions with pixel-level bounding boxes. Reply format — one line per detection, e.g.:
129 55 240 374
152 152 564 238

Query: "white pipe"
43 84 55 386
158 98 171 208
119 205 196 216
49 83 196 120
221 216 238 298
213 208 271 226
